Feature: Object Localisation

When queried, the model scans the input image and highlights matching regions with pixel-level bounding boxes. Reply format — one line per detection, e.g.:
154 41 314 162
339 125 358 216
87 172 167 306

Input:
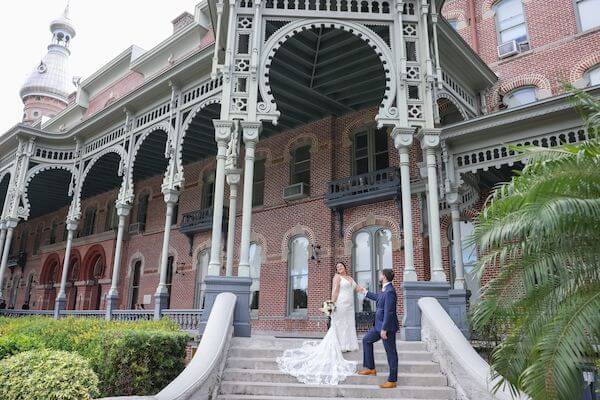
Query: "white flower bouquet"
320 300 336 317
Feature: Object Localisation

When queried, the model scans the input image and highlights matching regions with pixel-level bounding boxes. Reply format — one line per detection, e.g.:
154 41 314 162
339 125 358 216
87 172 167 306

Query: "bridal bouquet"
320 300 336 317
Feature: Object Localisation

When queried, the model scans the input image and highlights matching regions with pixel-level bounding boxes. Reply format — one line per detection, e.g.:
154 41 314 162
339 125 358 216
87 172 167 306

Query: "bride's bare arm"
331 274 341 302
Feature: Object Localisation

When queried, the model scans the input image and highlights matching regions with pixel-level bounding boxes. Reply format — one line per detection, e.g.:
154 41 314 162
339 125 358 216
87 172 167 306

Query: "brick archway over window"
343 215 401 256
489 74 552 110
570 52 600 84
340 107 378 148
82 245 107 281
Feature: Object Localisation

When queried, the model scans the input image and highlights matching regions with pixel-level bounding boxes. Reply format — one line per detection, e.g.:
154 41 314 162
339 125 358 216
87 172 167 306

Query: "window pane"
500 24 527 43
504 87 537 108
289 237 309 311
291 237 309 276
496 0 524 26
374 128 388 153
194 251 209 309
459 221 478 268
589 67 600 86
355 158 369 175
376 229 393 270
375 154 389 171
578 0 600 31
294 146 311 163
354 231 373 313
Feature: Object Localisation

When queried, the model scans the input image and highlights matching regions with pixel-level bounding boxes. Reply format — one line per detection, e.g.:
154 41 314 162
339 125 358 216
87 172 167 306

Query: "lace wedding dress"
276 277 358 385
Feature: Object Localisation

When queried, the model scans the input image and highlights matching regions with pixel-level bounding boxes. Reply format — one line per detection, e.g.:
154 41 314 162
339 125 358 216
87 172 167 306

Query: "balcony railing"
179 207 215 235
7 252 27 271
326 167 401 209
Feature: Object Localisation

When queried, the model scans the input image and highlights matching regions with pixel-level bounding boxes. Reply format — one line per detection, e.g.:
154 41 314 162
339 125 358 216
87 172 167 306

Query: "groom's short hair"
382 269 394 283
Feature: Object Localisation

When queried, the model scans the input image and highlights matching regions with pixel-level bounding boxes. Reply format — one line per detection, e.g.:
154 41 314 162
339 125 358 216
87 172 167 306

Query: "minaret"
20 4 76 125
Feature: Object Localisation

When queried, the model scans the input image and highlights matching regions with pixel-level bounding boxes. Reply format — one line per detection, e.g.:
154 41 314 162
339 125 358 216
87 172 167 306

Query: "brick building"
0 0 598 334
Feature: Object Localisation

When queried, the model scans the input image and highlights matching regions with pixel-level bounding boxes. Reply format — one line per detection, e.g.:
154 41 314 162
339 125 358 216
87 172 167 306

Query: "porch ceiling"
81 152 122 200
181 103 220 165
0 175 9 214
263 24 387 137
27 168 72 219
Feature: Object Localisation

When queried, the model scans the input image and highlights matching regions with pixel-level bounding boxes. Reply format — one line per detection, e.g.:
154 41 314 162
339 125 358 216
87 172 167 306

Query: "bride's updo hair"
335 261 348 274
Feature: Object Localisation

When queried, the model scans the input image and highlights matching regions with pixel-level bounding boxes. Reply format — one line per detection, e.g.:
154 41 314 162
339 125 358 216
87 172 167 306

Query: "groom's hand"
381 330 388 340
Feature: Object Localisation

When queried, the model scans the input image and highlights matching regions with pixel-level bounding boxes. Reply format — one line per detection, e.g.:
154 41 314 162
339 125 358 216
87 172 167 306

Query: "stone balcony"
325 167 401 209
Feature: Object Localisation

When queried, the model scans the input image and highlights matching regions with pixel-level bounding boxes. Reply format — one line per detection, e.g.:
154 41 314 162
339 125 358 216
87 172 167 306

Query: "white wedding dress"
277 277 359 385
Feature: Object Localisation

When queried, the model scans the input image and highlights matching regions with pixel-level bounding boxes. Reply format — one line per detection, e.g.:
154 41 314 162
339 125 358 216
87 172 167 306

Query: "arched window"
194 250 210 309
448 220 480 303
503 87 537 108
288 236 309 315
575 0 600 32
19 229 28 254
33 226 42 255
49 220 58 244
253 159 266 207
129 260 142 309
137 193 150 226
249 243 262 313
201 171 216 209
494 0 528 46
82 207 97 236
24 274 34 308
353 126 389 175
290 145 311 187
587 65 600 87
9 276 20 308
353 227 393 312
165 256 175 309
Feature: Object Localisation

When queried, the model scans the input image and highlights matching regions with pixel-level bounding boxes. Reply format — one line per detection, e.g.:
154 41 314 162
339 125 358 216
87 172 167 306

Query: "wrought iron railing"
179 207 215 235
326 167 401 209
7 252 27 270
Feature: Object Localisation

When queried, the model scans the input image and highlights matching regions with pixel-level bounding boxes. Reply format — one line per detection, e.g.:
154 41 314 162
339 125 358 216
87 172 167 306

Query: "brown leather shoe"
357 369 377 376
379 381 397 389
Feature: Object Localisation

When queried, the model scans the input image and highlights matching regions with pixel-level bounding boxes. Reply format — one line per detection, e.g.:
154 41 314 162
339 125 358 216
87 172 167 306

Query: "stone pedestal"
401 281 451 341
448 288 470 339
54 295 67 319
154 291 169 320
200 276 252 337
105 292 118 320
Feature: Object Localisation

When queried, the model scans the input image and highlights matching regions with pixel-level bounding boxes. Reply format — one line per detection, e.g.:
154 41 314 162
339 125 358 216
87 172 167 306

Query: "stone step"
222 368 447 387
228 347 433 362
231 337 427 352
219 381 454 399
225 357 441 374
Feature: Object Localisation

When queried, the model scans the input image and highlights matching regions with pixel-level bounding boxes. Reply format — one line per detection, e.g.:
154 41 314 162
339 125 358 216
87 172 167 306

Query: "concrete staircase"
217 336 455 400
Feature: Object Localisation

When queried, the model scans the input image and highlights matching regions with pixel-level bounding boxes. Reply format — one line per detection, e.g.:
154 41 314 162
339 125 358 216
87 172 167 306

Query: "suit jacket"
365 283 399 333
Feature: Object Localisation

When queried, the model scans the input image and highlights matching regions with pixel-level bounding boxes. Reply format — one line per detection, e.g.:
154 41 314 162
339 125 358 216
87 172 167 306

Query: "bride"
277 262 359 385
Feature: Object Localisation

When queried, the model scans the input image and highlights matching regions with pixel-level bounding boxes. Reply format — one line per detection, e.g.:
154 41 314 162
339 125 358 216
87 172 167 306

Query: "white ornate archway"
22 164 75 220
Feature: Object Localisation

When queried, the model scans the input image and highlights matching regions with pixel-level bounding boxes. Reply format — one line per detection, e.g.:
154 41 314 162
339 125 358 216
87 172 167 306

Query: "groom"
356 268 399 389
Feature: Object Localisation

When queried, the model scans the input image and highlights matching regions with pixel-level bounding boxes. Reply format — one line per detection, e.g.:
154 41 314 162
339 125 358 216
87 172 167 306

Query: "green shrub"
0 349 99 400
0 316 188 397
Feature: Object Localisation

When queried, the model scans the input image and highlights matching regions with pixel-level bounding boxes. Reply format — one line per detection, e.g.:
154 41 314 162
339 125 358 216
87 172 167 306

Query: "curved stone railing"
418 297 530 400
99 292 237 400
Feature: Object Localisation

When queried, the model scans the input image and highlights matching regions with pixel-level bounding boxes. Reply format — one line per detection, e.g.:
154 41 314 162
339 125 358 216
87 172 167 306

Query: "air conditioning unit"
497 40 519 58
128 222 146 235
518 41 531 52
283 182 309 201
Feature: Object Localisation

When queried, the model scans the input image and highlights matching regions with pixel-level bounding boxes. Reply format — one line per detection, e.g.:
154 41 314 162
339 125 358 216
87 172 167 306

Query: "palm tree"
470 89 600 400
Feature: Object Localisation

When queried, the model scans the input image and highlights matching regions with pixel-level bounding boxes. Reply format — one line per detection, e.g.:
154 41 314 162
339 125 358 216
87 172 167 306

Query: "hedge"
0 349 99 400
0 316 189 397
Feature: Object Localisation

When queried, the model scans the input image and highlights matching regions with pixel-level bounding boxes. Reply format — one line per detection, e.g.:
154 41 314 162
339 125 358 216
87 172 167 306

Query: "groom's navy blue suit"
362 282 399 382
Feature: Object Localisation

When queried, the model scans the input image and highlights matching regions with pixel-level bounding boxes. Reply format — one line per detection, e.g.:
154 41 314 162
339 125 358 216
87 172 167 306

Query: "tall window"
202 171 216 208
82 207 97 236
253 159 266 207
290 146 311 186
137 194 150 226
105 201 118 231
249 243 262 312
353 227 393 312
353 127 389 175
171 201 179 225
33 226 42 255
448 221 480 303
587 65 600 87
129 260 142 308
288 236 309 314
19 230 28 254
24 274 34 307
494 0 528 45
194 250 210 309
49 221 57 244
503 87 537 108
9 276 19 308
165 256 175 309
575 0 600 31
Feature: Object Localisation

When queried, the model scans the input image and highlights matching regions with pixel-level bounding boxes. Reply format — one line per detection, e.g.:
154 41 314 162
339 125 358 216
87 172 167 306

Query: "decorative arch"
443 10 467 27
341 108 379 148
436 91 469 122
280 224 317 262
193 240 212 269
67 249 82 281
489 74 552 110
127 122 171 191
80 145 126 188
82 244 107 281
258 19 398 125
283 134 320 162
40 253 62 285
344 215 401 255
22 164 75 219
569 52 600 84
127 251 146 276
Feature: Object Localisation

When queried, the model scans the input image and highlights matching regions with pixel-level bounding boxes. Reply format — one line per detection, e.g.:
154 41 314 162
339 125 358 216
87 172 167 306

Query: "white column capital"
65 220 79 232
241 121 262 144
392 127 415 149
226 168 242 186
116 202 132 217
0 220 6 230
417 128 441 149
162 187 180 205
4 218 19 229
446 191 461 206
213 120 234 145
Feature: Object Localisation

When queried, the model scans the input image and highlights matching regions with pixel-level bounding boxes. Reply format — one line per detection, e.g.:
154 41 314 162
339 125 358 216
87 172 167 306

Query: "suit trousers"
362 327 398 382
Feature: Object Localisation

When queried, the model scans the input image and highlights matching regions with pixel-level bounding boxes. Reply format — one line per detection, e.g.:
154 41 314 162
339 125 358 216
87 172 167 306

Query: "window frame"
503 86 538 108
193 249 210 309
128 260 142 309
249 242 262 316
137 193 150 226
493 0 530 46
253 158 266 207
165 256 175 309
82 207 97 237
290 145 312 187
201 171 216 209
351 126 390 175
586 65 600 87
574 0 600 32
287 235 309 317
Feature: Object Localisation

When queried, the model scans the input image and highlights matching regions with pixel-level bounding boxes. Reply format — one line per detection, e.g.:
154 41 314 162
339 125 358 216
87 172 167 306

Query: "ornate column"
225 170 241 276
105 202 131 319
0 218 17 303
0 222 7 266
54 219 78 318
419 129 446 282
207 120 233 276
447 192 466 290
237 121 261 277
154 188 179 319
393 128 417 281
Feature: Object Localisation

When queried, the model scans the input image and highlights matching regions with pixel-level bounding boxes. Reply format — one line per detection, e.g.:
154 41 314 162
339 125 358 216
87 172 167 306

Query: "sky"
0 0 199 131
